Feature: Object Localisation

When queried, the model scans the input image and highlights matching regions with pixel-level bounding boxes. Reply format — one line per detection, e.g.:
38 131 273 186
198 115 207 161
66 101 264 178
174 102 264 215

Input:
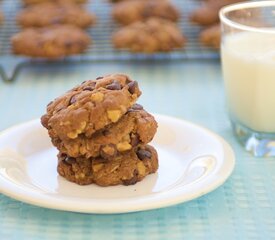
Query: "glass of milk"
220 1 275 157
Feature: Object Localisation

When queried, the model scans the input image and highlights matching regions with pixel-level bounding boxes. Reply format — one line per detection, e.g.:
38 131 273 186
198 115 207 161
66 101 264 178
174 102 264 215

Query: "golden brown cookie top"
41 74 142 140
11 25 91 58
17 2 96 28
112 0 180 25
113 18 186 53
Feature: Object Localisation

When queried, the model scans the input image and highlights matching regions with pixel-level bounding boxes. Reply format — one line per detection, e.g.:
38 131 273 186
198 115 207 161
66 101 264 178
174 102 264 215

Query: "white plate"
0 114 235 214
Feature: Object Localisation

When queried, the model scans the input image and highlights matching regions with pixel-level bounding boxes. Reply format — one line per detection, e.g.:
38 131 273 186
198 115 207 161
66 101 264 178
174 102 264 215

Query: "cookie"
0 12 4 24
112 0 180 25
112 18 186 53
110 0 125 3
200 24 221 49
17 2 96 28
11 25 91 58
190 0 241 26
22 0 87 5
51 104 158 158
57 145 159 186
41 74 141 141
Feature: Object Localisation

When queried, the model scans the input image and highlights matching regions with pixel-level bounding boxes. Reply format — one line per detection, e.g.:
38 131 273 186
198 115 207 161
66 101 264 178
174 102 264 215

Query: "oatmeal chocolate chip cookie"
11 25 91 58
57 145 158 186
22 0 87 5
112 18 186 53
112 0 180 25
51 104 157 158
200 24 221 49
190 0 241 26
41 74 141 141
17 2 96 29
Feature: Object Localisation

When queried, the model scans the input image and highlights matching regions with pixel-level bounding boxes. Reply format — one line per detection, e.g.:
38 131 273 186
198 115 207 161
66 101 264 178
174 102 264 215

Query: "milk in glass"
222 32 275 133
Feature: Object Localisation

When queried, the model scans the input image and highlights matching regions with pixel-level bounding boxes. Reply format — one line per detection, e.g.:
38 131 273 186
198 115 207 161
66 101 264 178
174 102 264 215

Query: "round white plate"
0 114 235 214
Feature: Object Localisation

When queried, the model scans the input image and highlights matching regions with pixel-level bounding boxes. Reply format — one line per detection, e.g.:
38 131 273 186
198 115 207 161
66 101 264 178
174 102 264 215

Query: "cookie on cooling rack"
112 18 186 53
109 0 124 2
190 0 241 26
112 0 180 25
11 25 91 58
0 12 4 24
200 24 221 49
22 0 87 5
57 144 159 186
17 2 96 29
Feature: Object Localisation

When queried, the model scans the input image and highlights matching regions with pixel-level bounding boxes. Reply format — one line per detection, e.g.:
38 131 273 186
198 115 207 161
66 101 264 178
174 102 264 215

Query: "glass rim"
219 1 275 34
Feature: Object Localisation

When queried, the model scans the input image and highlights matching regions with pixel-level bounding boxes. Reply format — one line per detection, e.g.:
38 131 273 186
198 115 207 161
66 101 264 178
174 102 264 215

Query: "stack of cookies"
111 0 186 53
11 0 96 58
41 74 159 186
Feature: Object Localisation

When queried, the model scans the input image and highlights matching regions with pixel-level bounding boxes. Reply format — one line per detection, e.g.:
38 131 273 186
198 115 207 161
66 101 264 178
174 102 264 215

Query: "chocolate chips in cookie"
49 105 158 158
57 145 158 186
41 74 158 187
41 74 141 140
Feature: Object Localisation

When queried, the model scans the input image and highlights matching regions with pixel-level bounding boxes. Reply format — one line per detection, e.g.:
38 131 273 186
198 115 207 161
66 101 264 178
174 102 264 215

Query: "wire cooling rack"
0 0 219 82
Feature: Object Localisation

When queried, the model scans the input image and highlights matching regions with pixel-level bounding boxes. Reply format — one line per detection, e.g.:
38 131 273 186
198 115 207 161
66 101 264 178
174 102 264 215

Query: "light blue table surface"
0 60 275 240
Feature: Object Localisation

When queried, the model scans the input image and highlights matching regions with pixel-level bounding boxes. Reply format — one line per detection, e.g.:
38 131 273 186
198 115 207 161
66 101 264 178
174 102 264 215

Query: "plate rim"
0 115 235 214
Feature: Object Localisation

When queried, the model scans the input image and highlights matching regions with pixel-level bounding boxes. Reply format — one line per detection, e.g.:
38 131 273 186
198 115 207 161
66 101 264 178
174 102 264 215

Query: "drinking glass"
220 1 275 156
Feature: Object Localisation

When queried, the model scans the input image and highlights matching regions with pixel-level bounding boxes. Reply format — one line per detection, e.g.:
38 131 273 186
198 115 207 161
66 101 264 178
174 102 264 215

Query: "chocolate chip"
81 80 87 84
122 169 139 186
83 86 93 91
40 115 49 128
60 152 67 159
64 41 73 48
106 80 122 90
130 134 140 147
47 101 53 107
96 76 103 80
87 81 97 89
64 156 76 165
69 95 77 105
137 149 152 160
128 81 138 94
102 129 110 136
127 104 143 113
131 104 143 110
